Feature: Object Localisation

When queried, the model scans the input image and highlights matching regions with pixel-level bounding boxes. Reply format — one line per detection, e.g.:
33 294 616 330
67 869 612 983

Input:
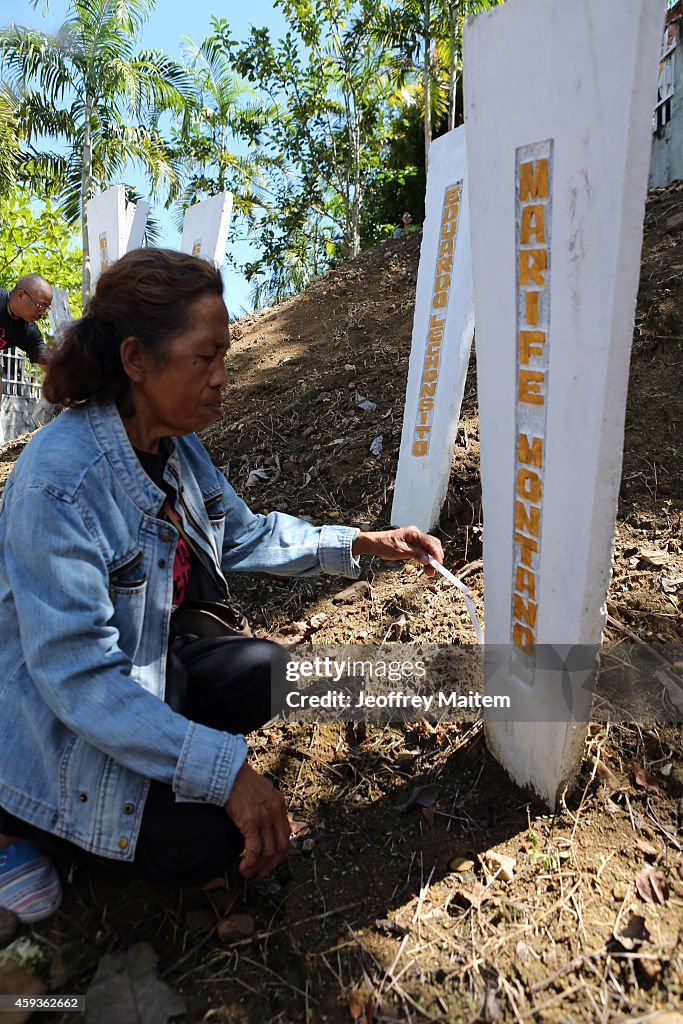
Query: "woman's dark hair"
44 248 224 408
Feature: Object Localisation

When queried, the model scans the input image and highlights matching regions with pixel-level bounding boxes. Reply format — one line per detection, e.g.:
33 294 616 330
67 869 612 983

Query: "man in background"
0 274 51 444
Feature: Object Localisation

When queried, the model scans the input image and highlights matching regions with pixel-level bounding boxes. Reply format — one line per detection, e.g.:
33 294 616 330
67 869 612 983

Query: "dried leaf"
245 468 270 487
348 991 365 1021
421 805 436 826
308 612 328 630
635 865 669 905
387 614 409 640
348 990 374 1024
661 575 683 593
85 943 185 1024
484 985 502 1023
456 882 491 909
634 836 659 858
633 761 660 793
354 393 377 413
638 548 670 567
591 757 624 796
375 918 409 937
614 913 651 951
398 782 439 812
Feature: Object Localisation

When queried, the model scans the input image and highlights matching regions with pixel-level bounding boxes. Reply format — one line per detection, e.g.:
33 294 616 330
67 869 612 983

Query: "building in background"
650 2 682 186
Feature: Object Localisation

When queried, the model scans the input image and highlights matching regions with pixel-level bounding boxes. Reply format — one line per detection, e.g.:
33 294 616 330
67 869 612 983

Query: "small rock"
0 909 18 949
332 581 372 604
449 857 475 873
515 941 531 964
669 766 683 797
612 881 629 900
483 851 516 882
666 211 683 232
216 914 255 944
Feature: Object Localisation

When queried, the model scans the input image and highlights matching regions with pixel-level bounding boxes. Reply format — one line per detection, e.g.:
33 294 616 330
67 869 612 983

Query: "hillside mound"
0 188 680 1024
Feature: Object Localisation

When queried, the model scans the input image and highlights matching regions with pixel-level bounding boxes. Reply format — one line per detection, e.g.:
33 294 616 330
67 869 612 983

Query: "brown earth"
0 183 682 1024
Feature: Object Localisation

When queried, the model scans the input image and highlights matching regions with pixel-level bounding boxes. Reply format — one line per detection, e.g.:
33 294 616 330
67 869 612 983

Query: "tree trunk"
448 2 459 131
81 96 93 308
424 0 432 170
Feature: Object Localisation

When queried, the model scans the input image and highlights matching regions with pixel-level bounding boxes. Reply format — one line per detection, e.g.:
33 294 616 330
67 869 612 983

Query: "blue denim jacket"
0 399 359 860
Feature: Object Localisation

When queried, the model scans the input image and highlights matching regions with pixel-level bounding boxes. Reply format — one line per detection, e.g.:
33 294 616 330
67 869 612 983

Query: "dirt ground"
0 182 682 1024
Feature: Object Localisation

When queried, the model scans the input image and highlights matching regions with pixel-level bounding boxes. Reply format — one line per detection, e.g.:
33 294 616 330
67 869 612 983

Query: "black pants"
0 636 291 886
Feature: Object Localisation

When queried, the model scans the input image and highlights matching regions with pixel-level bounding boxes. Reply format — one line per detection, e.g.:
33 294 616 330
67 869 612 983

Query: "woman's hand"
224 761 291 878
352 526 444 575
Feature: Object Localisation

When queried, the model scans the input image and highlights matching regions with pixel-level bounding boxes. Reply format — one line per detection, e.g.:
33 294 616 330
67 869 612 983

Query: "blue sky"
10 0 290 315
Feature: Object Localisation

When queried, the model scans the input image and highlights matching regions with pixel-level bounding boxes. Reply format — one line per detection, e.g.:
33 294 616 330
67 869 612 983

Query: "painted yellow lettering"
513 593 538 629
514 566 536 601
525 291 540 325
516 468 542 503
515 499 540 538
517 433 543 468
519 249 547 286
519 158 548 200
514 532 539 567
519 330 546 365
518 369 545 405
513 623 535 649
520 204 546 244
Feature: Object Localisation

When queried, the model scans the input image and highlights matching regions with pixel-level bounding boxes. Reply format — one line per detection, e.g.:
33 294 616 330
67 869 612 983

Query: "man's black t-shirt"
0 287 47 364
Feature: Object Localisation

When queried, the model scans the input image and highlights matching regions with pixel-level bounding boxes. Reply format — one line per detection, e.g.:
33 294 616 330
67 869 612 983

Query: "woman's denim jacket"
0 399 359 860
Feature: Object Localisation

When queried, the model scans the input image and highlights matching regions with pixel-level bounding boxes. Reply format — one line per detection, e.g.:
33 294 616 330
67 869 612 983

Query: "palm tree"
0 83 19 197
368 0 504 167
0 0 190 302
170 34 278 223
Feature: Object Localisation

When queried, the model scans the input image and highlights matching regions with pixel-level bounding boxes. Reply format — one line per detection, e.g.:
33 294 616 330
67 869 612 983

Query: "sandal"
0 840 62 923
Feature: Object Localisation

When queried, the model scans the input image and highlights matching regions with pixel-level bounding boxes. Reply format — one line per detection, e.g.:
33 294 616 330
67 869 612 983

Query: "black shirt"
0 287 48 364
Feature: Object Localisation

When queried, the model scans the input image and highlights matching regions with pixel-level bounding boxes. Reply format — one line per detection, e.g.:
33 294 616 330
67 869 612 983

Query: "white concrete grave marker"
180 192 233 267
85 185 150 290
391 127 474 532
48 287 72 337
464 0 665 807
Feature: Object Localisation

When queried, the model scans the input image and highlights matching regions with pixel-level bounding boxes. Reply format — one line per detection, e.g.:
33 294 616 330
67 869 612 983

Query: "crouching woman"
0 248 442 921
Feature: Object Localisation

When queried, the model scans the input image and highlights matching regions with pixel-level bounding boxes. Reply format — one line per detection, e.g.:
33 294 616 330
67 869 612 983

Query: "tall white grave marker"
391 128 474 531
465 0 665 806
86 185 150 290
180 192 233 267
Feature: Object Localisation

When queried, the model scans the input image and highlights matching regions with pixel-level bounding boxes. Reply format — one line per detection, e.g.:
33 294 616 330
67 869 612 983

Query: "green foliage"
168 33 278 227
0 84 19 198
0 0 191 300
359 99 426 247
216 0 395 305
0 188 82 317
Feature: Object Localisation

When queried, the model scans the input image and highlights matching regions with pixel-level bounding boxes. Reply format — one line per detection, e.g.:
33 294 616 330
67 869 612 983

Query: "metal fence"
1 350 42 399
655 25 677 131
